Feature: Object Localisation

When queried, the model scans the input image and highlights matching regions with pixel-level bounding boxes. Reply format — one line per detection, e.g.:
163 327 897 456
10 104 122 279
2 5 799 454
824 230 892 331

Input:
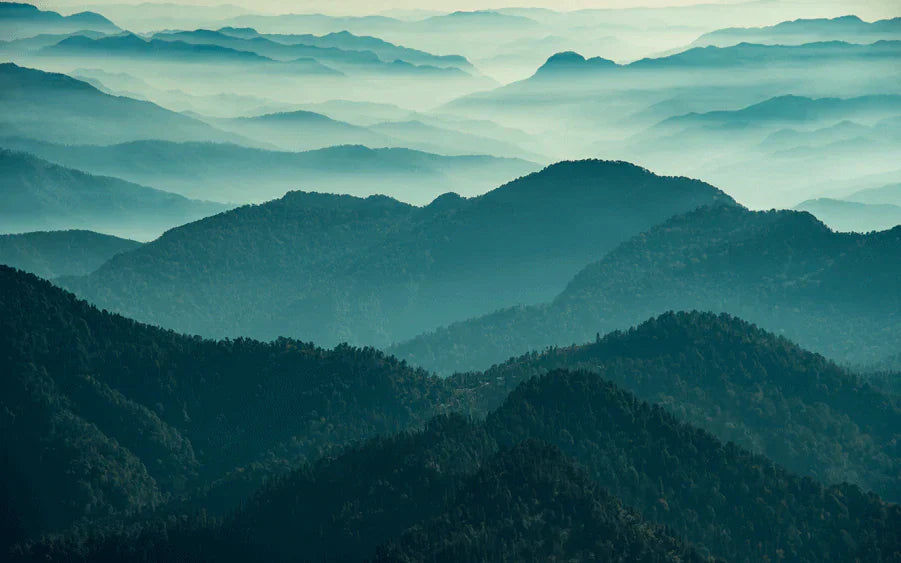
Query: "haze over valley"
2 1 900 561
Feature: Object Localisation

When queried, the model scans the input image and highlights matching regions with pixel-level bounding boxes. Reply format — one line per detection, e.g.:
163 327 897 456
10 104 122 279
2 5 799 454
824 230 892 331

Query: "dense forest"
4 265 900 561
10 374 901 562
61 160 735 347
0 265 460 547
451 311 901 501
392 205 901 372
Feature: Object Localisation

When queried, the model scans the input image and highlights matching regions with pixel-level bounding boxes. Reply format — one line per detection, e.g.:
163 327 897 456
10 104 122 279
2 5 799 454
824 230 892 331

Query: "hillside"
61 160 735 346
0 265 459 547
0 230 141 278
0 150 228 240
0 139 539 204
391 205 901 371
10 370 900 562
0 64 248 146
451 311 901 501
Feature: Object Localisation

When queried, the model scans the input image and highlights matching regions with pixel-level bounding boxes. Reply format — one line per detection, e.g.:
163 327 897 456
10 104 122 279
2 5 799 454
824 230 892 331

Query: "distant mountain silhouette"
693 15 901 48
0 2 119 39
40 33 342 74
216 27 472 70
0 230 141 278
0 64 249 146
658 94 901 129
847 182 901 206
0 150 228 240
150 29 467 77
0 139 539 204
795 198 901 232
392 205 901 372
61 160 735 346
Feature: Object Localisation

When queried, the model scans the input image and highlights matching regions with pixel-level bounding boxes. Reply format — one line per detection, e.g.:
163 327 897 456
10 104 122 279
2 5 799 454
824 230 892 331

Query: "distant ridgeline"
392 204 901 372
60 160 736 347
2 265 900 562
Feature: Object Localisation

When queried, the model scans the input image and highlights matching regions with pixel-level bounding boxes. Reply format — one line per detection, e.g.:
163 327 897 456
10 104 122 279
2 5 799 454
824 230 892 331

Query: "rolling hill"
61 160 735 346
0 150 228 240
795 197 901 232
0 230 141 278
0 2 119 40
0 63 249 146
693 15 901 48
0 139 538 204
391 204 901 372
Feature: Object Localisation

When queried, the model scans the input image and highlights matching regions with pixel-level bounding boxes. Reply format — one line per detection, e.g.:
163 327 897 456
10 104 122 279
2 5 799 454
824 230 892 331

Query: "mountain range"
391 204 901 372
3 265 899 560
0 2 119 40
693 15 901 48
60 160 734 346
0 230 141 278
0 63 248 146
0 139 538 204
0 150 229 240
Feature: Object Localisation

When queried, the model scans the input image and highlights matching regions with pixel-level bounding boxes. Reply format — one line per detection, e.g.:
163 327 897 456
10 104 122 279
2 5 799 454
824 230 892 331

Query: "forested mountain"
5 265 900 561
0 139 538 204
0 64 249 146
392 205 901 371
0 230 141 278
0 265 459 548
0 2 119 40
10 372 900 562
449 311 901 501
0 150 228 240
62 160 734 346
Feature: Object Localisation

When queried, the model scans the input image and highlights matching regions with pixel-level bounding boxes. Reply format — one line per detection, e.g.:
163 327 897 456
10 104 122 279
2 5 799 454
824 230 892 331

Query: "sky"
39 0 901 18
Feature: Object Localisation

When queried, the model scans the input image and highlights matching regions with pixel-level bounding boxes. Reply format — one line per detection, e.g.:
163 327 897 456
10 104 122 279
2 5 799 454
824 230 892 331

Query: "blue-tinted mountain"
847 182 901 206
0 30 107 55
0 150 228 240
694 15 901 48
61 160 735 347
0 2 119 40
0 64 248 145
795 198 901 232
392 205 901 372
0 138 539 204
659 94 901 129
40 32 341 74
225 28 472 69
0 230 141 278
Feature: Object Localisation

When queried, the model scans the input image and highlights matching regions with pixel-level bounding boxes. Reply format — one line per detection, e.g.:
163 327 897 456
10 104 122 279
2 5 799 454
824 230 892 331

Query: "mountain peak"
536 51 617 74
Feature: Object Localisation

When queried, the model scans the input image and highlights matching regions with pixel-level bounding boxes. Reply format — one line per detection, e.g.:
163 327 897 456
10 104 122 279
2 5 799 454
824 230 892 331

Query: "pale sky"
39 0 901 18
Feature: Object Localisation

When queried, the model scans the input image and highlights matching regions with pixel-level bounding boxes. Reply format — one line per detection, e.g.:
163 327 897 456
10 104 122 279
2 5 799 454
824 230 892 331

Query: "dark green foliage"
449 311 901 500
484 371 901 562
63 159 734 346
0 230 141 278
0 265 459 545
393 205 901 372
13 372 900 562
375 440 706 563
